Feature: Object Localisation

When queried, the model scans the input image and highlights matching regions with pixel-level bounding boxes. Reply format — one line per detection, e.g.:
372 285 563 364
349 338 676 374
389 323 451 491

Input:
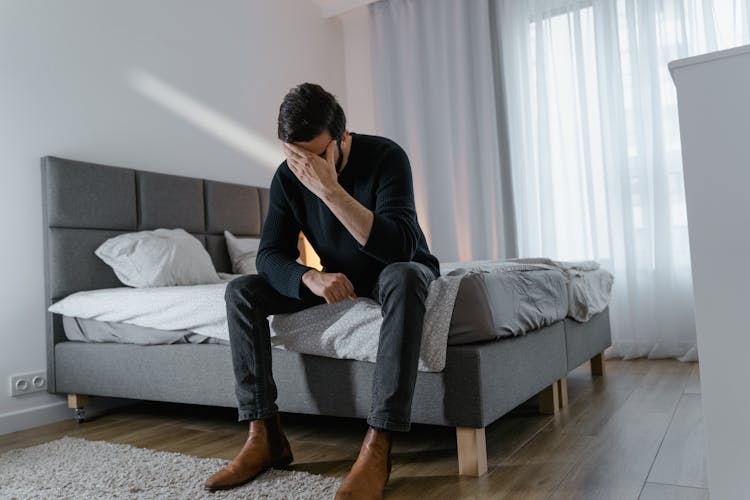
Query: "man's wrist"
301 268 318 289
322 183 347 205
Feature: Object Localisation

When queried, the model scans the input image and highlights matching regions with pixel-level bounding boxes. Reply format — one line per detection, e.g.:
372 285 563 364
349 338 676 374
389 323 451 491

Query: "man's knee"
378 262 430 294
224 273 267 307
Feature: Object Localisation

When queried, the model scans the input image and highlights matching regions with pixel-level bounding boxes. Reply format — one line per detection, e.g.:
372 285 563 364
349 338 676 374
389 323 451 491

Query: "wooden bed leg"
557 377 569 409
67 394 89 422
590 352 606 376
538 382 559 415
456 427 488 477
67 393 88 408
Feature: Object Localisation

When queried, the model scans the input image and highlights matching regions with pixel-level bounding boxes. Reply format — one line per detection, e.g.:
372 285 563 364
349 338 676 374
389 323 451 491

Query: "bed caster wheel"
72 407 88 422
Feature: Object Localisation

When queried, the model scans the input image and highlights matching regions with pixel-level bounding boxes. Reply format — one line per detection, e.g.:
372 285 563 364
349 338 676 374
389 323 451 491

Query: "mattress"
59 266 572 347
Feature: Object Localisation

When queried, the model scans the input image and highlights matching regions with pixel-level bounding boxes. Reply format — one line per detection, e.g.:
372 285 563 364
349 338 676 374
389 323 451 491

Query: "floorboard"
647 394 708 489
639 482 709 500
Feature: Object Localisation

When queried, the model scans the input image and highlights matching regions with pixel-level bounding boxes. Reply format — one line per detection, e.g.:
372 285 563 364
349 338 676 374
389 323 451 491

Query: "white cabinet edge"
669 43 750 77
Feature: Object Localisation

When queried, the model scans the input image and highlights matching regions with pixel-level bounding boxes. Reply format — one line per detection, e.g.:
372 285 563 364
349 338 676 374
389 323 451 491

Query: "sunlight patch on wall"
128 69 281 169
452 171 474 262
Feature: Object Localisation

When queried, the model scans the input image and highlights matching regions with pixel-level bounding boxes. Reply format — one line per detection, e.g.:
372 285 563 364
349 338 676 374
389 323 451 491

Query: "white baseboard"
0 397 135 436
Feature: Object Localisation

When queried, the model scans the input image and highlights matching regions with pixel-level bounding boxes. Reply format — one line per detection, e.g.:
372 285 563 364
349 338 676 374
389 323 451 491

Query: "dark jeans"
224 261 437 432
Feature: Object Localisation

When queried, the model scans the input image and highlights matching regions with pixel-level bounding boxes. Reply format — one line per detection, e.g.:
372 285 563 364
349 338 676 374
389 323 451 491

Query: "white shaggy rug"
0 436 342 499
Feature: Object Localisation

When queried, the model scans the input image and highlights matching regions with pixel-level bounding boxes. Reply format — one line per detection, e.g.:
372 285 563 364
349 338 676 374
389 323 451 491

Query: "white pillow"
224 230 261 275
94 228 223 287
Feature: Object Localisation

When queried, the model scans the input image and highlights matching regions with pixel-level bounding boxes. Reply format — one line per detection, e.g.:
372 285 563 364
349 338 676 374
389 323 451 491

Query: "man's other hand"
302 269 357 304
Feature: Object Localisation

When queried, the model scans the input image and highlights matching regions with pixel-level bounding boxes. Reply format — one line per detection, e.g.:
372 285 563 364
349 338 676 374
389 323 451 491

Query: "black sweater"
256 132 440 300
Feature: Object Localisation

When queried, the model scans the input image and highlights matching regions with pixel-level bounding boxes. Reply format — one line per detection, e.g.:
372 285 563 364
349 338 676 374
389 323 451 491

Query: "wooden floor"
0 359 707 499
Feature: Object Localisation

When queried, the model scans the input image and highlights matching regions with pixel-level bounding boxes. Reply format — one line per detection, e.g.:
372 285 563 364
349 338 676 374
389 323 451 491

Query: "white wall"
0 0 345 435
341 6 377 133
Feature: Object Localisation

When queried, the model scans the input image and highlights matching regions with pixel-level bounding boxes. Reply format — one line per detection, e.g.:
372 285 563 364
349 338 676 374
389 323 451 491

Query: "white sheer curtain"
369 0 518 263
368 0 750 360
498 0 750 360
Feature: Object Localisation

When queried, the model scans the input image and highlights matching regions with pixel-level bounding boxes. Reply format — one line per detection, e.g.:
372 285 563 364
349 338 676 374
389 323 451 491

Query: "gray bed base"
41 156 611 476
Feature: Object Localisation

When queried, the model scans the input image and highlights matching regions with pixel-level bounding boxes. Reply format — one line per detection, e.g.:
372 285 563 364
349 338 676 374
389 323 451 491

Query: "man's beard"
335 140 343 174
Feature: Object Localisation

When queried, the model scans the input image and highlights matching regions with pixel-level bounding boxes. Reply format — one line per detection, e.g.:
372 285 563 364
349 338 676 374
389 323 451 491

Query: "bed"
41 155 612 477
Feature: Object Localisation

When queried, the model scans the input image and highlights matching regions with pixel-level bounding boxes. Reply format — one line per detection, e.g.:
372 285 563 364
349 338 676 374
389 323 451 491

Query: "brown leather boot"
204 413 293 491
334 426 392 500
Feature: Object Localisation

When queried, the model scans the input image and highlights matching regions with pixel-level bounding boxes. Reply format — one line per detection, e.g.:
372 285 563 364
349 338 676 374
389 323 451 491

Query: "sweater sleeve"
256 170 314 300
358 145 421 263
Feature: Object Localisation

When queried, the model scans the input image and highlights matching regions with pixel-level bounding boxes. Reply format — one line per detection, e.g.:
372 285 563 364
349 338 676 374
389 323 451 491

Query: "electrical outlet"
10 371 47 397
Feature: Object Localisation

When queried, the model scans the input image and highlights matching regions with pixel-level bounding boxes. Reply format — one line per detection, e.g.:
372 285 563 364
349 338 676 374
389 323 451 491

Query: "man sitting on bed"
204 83 440 499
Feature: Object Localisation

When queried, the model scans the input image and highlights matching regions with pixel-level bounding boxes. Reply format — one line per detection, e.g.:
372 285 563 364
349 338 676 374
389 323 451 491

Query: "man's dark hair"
277 83 346 143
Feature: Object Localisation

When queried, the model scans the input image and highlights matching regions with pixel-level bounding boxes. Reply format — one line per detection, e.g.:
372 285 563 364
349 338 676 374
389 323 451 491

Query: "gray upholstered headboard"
41 156 270 391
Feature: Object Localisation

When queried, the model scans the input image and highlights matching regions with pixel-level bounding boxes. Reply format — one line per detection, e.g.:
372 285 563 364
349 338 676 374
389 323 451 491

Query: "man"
205 83 440 499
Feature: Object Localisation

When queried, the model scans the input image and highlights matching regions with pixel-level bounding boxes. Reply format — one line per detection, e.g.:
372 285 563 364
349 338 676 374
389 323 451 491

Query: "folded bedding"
49 260 613 372
506 257 614 321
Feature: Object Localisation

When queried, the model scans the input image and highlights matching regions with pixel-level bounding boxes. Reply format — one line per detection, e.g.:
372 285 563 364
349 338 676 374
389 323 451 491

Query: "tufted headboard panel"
41 156 270 390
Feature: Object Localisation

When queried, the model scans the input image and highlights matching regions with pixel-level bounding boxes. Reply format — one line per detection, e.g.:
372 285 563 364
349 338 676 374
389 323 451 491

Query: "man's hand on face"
284 140 339 201
302 269 357 304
